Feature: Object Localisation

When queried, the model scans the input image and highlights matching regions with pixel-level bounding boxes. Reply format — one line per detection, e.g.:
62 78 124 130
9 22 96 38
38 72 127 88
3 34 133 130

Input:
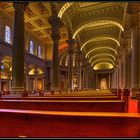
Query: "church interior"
0 1 140 138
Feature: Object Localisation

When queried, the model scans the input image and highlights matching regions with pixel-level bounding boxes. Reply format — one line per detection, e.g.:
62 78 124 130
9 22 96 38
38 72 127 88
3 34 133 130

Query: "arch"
58 2 73 18
88 53 116 62
91 58 115 67
72 20 124 39
89 55 114 63
85 46 117 58
81 36 120 51
93 62 113 70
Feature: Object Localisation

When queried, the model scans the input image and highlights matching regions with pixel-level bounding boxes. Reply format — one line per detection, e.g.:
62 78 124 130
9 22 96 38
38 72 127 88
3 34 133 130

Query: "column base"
131 88 139 99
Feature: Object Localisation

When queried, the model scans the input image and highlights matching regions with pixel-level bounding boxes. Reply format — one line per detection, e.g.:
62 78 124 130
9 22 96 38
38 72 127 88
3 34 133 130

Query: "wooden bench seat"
0 109 140 137
1 95 120 100
0 99 125 112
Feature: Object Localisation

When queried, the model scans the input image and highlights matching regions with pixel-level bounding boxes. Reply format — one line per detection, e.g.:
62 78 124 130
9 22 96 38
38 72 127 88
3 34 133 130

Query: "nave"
0 1 140 138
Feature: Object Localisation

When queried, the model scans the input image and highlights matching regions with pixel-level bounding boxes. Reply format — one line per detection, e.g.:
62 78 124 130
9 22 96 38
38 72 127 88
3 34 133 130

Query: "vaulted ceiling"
0 2 130 71
58 2 128 70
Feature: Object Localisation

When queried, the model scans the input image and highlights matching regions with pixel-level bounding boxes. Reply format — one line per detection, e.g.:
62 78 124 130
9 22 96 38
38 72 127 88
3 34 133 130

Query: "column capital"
13 2 29 10
66 39 75 46
48 16 62 28
48 17 62 42
49 2 64 30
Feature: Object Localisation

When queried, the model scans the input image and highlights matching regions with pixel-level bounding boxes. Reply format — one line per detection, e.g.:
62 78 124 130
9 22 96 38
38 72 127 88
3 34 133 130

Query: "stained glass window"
38 46 41 58
29 41 34 54
5 25 10 44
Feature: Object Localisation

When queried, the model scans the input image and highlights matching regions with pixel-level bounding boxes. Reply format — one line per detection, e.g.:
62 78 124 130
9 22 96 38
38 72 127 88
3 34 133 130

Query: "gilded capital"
13 2 29 11
66 39 75 46
48 16 63 29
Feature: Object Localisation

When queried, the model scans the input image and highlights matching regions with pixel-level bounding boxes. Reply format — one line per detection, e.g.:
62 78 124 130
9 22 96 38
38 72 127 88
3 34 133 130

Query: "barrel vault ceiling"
58 2 128 70
0 2 129 71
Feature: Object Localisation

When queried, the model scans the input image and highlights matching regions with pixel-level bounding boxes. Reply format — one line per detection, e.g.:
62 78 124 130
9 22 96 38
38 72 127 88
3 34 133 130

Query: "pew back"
0 109 140 138
0 99 125 112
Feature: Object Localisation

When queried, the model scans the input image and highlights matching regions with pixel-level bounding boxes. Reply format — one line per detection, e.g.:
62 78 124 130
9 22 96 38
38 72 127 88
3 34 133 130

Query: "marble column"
131 12 140 98
0 67 1 91
34 68 38 91
116 64 119 89
12 2 28 93
88 71 90 89
25 74 29 91
123 48 129 89
25 67 29 91
108 73 111 89
86 67 89 89
81 68 83 90
66 39 75 91
88 71 92 89
45 66 50 91
77 47 81 90
83 63 87 90
43 66 47 91
95 74 98 89
48 4 61 92
118 59 121 88
91 72 94 89
116 67 118 89
120 59 123 88
127 53 131 88
42 76 45 91
9 77 12 91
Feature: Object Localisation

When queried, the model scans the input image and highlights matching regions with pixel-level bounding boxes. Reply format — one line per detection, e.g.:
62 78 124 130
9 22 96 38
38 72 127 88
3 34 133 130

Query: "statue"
100 78 107 89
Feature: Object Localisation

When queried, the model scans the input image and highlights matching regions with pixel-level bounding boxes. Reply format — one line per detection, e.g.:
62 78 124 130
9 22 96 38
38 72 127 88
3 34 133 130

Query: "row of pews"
0 89 140 137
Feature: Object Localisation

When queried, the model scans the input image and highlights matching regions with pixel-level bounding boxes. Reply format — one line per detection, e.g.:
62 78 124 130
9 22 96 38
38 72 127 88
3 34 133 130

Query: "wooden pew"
0 99 125 112
0 109 140 137
1 89 115 98
1 95 120 100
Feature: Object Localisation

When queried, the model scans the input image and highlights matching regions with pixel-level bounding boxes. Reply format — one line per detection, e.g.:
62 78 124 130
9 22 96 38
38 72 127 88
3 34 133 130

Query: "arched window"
38 46 41 58
0 65 4 70
29 41 34 54
5 25 10 44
